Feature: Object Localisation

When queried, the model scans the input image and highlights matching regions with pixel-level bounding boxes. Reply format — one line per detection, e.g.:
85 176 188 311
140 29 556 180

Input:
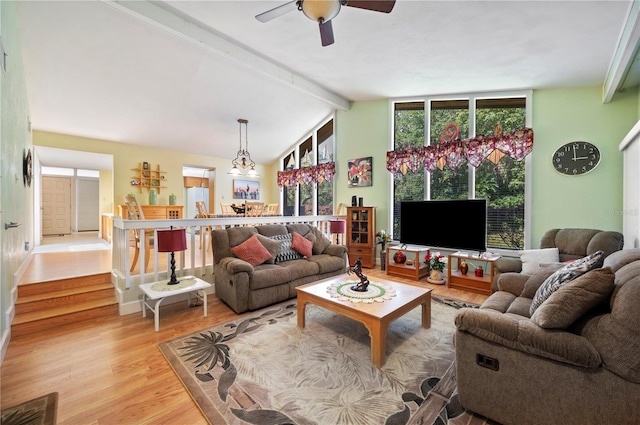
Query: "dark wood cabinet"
346 206 376 268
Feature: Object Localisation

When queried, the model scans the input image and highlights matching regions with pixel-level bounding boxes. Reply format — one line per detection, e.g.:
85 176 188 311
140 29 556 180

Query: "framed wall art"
233 179 260 200
347 157 372 187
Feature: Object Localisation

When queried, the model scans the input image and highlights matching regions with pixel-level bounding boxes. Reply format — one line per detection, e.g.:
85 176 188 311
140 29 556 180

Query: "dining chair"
195 201 212 252
264 203 279 216
244 201 265 217
123 195 154 272
220 203 234 215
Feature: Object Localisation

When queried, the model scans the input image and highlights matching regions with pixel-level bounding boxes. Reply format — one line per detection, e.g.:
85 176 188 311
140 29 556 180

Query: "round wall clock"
552 141 600 176
23 148 32 187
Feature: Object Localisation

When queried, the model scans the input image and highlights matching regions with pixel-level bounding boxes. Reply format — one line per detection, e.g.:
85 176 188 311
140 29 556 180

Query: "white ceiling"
16 0 638 171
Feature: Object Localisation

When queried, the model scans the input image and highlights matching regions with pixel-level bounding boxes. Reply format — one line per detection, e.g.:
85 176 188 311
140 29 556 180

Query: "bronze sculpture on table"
347 258 370 292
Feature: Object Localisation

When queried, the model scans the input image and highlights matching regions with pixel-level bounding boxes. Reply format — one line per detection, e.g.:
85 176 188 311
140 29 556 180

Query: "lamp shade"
157 228 187 252
329 220 345 234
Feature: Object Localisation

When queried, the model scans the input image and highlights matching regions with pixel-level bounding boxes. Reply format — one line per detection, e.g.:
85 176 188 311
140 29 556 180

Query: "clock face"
552 141 600 176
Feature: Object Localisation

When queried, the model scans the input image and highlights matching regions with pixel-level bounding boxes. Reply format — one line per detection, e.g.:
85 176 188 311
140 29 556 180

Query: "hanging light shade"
227 119 260 177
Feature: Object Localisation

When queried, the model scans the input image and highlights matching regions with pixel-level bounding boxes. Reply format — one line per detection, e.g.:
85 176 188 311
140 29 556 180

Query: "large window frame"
280 116 335 216
390 90 532 254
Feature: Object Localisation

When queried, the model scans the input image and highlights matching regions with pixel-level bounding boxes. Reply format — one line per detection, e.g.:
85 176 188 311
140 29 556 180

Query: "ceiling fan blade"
344 0 396 13
319 19 335 46
255 1 298 23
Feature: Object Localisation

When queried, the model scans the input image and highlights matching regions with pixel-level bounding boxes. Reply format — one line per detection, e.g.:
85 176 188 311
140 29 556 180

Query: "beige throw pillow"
531 267 615 329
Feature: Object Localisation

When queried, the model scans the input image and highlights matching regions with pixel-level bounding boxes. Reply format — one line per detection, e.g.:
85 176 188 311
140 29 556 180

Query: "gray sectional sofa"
455 248 640 425
212 223 347 314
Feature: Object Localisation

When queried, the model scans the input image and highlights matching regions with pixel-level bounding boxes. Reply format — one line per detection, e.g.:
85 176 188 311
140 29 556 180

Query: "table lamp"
157 226 187 285
329 219 346 245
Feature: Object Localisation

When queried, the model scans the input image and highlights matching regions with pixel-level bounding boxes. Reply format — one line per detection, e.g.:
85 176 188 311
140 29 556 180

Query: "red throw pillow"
231 234 272 266
291 232 313 258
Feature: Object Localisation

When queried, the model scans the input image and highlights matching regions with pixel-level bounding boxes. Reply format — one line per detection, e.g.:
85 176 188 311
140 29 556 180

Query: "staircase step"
12 272 118 338
18 273 111 298
15 286 116 315
11 304 119 338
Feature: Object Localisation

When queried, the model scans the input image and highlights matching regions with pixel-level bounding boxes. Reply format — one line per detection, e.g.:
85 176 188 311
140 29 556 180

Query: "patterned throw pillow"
231 234 273 266
291 232 313 258
530 250 605 315
270 233 303 263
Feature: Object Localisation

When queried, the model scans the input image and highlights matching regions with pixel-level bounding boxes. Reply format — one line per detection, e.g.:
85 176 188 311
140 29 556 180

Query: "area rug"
159 298 495 425
0 392 58 425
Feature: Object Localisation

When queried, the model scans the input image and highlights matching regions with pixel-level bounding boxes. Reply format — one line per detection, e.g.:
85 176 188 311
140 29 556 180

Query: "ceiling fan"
256 0 396 47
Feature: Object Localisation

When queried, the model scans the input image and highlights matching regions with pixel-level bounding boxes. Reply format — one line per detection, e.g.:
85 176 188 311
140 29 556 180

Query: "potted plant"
424 252 447 283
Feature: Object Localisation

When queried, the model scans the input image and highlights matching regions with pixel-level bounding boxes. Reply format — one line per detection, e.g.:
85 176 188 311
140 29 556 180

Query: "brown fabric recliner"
492 228 624 290
455 248 640 425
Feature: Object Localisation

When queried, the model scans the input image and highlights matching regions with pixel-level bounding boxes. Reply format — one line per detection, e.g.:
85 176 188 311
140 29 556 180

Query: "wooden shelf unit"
386 245 430 280
117 205 183 220
131 163 167 193
346 206 376 268
447 252 499 295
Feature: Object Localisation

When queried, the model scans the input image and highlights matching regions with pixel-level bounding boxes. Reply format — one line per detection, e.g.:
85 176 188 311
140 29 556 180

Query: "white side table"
139 276 211 331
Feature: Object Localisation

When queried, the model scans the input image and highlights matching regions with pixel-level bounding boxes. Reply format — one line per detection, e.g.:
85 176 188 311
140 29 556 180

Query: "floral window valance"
386 126 534 177
277 162 336 187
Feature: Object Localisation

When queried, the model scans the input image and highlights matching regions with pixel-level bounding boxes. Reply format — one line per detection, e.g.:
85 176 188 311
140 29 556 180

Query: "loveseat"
212 223 347 314
492 228 624 290
454 248 640 425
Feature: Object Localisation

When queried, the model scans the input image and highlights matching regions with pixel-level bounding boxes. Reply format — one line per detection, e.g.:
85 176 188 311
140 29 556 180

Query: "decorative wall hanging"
277 162 335 187
386 126 533 178
233 179 260 200
347 156 372 187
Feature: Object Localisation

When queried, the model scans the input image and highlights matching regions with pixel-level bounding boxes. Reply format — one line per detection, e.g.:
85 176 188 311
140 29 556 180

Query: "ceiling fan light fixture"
300 0 341 22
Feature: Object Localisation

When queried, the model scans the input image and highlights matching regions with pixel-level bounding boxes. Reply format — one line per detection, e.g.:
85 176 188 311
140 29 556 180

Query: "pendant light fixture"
227 119 259 177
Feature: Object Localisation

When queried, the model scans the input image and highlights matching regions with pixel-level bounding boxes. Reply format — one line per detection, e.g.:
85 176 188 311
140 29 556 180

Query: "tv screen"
399 199 487 253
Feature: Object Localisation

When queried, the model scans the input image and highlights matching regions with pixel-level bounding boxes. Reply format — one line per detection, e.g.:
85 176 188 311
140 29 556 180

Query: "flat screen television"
399 199 487 253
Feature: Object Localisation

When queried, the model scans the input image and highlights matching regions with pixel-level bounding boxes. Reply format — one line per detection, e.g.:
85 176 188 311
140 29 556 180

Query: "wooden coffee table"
296 275 432 368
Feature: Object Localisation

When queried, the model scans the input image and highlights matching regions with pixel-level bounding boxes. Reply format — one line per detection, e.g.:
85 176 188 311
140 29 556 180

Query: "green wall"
335 88 639 252
1 1 33 359
530 86 638 245
336 100 391 253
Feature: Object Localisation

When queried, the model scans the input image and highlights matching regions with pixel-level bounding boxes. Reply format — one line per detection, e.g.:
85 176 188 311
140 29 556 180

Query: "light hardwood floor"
2 243 487 424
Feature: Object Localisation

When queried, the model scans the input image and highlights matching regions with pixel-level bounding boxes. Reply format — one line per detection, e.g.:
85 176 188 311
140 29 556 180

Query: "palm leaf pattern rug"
159 298 496 425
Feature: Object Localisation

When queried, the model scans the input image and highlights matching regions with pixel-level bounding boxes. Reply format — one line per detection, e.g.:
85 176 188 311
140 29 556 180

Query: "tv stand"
386 245 430 281
447 252 499 295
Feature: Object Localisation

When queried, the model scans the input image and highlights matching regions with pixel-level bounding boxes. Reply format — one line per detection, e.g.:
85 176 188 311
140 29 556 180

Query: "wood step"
12 272 118 338
11 304 119 339
15 286 116 315
18 273 112 297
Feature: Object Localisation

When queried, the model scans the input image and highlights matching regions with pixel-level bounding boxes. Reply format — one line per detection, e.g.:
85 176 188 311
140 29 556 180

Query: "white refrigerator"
186 187 209 219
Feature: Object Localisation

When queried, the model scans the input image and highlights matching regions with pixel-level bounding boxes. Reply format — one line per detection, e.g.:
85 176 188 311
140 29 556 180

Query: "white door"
77 179 99 231
42 176 71 235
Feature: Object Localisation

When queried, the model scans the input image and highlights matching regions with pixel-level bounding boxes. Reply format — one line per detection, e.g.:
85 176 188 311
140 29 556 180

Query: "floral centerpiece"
375 230 392 251
424 252 447 282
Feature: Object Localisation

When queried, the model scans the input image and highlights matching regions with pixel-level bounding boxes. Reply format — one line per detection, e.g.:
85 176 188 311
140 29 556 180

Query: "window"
280 117 335 216
392 94 529 250
316 120 334 215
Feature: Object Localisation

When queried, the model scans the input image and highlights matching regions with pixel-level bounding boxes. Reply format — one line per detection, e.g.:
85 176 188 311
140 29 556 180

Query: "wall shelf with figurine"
131 162 167 193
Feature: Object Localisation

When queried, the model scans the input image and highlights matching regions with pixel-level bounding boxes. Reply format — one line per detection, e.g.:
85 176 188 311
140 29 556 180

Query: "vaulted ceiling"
16 1 639 169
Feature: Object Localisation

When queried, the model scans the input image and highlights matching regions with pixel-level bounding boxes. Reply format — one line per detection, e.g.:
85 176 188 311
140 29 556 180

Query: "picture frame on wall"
347 157 373 187
143 161 149 170
233 179 260 200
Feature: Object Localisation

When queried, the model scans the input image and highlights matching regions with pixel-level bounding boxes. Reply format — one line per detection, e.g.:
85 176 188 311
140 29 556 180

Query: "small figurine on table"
347 258 370 292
